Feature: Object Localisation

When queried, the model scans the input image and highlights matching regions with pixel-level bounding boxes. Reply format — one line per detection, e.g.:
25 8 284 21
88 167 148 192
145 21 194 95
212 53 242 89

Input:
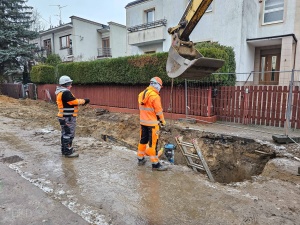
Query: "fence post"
185 79 189 118
243 87 249 125
207 87 212 117
284 70 294 135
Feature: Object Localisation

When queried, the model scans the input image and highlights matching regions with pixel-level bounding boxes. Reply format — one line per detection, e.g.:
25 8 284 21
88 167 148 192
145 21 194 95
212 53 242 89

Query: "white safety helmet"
59 75 73 85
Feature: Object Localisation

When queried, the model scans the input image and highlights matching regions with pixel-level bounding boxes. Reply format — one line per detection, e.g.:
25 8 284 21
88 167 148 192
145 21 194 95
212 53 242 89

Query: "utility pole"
49 5 67 26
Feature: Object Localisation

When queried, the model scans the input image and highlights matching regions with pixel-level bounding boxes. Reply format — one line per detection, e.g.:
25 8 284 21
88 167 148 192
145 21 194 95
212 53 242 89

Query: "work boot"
152 162 168 171
64 147 79 158
138 157 147 166
65 152 79 158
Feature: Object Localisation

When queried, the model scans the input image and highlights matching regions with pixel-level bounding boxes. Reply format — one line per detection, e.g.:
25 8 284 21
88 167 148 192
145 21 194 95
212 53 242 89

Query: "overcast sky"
27 0 133 29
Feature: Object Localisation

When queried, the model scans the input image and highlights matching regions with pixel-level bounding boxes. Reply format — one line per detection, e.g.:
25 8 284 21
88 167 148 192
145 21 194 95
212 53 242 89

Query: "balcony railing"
97 48 112 58
127 19 167 32
67 47 73 56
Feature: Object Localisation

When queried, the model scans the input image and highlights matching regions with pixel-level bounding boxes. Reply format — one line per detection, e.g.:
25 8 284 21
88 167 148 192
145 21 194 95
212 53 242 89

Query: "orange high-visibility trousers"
137 124 159 164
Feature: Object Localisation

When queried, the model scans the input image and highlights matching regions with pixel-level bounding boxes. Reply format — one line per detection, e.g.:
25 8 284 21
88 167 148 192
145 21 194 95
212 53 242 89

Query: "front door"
259 51 280 85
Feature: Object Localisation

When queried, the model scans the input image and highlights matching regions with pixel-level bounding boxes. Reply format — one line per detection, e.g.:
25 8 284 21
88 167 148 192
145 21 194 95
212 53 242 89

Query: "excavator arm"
166 0 224 79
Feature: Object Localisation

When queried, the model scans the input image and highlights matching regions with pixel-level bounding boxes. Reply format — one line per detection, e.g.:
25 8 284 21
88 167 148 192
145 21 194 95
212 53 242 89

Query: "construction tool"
166 0 224 79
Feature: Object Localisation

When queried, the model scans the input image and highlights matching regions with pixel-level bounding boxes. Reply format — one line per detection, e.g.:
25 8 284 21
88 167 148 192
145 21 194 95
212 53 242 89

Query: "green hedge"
57 53 170 85
195 42 236 86
30 42 236 86
30 65 56 84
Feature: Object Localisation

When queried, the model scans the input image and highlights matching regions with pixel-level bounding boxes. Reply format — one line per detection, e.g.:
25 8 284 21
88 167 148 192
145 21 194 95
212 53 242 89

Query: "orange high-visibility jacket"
56 88 85 117
138 86 165 126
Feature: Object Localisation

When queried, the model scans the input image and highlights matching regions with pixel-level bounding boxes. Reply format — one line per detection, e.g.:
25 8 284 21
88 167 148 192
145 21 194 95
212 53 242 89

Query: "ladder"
175 136 215 182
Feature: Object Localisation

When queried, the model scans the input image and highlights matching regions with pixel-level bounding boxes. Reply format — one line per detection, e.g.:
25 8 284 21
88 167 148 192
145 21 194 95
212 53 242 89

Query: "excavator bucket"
166 46 225 79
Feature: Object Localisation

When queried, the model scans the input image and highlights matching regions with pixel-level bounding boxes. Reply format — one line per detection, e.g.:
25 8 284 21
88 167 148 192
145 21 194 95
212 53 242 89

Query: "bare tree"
30 9 47 32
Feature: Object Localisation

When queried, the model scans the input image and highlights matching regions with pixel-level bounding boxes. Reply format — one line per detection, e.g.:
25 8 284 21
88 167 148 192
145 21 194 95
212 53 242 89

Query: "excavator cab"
166 0 224 79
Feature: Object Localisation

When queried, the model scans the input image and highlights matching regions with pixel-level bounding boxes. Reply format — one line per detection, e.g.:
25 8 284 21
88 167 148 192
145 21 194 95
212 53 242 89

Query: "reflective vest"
56 88 85 117
138 86 165 126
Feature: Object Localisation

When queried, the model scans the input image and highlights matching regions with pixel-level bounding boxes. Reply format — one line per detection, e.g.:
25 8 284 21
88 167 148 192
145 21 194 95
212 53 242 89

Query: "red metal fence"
0 83 23 99
213 86 292 127
36 84 187 114
0 83 36 99
2 83 300 128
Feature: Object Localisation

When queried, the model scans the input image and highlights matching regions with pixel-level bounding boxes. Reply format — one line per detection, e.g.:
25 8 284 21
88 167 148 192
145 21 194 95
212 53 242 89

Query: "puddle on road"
1 155 23 164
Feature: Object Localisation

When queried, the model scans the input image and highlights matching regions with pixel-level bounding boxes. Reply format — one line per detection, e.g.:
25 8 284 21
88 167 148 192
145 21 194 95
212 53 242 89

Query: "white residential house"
125 0 300 86
31 16 127 63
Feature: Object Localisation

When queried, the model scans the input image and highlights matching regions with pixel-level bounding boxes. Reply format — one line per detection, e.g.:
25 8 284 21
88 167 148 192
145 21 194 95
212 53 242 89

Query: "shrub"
195 42 236 86
30 65 56 84
45 54 62 67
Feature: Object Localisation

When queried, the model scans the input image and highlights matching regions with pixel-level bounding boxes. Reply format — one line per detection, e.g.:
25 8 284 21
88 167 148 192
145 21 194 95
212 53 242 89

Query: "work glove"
83 98 90 106
160 120 166 127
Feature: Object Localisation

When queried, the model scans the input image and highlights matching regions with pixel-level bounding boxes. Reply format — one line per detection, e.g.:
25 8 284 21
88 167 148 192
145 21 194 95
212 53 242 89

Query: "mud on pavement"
0 95 300 225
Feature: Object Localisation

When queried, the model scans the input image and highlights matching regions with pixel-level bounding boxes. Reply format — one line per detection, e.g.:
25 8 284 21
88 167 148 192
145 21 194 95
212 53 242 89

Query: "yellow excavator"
166 0 224 79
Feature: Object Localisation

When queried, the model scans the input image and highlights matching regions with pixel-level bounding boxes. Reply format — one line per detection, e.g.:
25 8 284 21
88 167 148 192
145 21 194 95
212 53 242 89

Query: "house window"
102 38 110 48
146 9 155 23
59 35 71 49
43 39 52 54
263 0 284 24
145 51 156 54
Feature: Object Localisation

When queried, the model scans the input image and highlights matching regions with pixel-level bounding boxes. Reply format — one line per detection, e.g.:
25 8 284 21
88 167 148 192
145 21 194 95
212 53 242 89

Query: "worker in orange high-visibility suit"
137 77 168 171
55 75 90 158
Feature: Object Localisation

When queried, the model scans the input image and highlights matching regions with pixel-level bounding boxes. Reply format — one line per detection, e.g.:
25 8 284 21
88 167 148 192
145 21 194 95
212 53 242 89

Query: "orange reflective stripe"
139 106 154 111
140 120 159 125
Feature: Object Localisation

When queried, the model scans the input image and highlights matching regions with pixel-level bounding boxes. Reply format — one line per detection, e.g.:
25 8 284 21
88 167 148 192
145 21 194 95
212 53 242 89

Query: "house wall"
126 0 191 55
32 16 128 63
30 27 73 61
126 0 299 84
31 34 53 51
108 22 127 58
53 29 73 62
126 0 163 55
71 17 102 61
161 0 190 52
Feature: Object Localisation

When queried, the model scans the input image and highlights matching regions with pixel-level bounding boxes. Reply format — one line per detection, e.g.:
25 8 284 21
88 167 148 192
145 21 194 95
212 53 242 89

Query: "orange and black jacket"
55 86 85 117
138 86 165 126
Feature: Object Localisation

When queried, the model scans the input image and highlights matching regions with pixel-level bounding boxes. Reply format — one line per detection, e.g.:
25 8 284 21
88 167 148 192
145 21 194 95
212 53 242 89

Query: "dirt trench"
0 95 298 184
